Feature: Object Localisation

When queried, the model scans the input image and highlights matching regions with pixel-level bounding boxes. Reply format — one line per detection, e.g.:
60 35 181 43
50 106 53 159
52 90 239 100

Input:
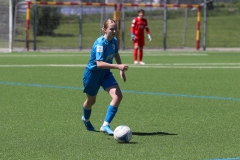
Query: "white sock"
102 121 109 126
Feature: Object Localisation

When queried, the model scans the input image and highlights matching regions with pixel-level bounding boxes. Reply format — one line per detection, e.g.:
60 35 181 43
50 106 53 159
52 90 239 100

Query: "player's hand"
148 34 152 41
131 34 135 41
117 64 128 71
120 70 126 82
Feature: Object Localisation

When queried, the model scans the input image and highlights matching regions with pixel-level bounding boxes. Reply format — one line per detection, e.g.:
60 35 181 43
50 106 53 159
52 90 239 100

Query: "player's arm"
96 54 128 71
114 53 128 82
130 19 136 40
114 53 128 72
96 54 128 82
145 19 152 41
114 53 128 69
95 44 126 70
96 60 126 70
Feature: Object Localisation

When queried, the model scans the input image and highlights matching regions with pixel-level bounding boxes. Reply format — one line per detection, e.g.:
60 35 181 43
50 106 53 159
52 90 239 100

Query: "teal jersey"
86 35 118 70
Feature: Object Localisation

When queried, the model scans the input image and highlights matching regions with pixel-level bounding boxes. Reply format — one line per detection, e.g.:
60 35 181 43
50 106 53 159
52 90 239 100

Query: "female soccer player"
131 9 152 65
81 19 129 135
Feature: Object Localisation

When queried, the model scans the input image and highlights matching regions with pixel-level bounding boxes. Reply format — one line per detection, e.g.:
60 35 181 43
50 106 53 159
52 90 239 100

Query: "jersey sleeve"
131 18 136 34
95 43 104 61
145 19 150 34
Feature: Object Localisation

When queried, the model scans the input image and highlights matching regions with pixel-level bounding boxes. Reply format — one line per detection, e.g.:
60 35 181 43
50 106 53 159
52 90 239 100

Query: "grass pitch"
0 50 240 160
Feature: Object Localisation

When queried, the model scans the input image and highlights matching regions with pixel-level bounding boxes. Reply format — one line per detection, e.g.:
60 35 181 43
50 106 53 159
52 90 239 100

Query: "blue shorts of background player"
81 19 129 135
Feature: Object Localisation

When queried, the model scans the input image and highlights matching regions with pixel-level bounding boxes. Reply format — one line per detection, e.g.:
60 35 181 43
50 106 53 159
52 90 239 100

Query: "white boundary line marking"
0 64 86 67
0 53 209 57
138 63 240 66
0 64 240 69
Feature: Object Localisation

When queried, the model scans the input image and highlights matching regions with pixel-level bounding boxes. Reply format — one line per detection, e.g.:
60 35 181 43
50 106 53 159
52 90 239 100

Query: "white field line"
0 63 240 69
0 53 208 57
125 53 209 56
140 63 240 66
129 66 240 69
0 55 88 57
0 64 86 67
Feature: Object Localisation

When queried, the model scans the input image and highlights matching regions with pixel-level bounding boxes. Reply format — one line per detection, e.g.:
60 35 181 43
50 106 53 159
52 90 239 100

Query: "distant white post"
9 0 13 52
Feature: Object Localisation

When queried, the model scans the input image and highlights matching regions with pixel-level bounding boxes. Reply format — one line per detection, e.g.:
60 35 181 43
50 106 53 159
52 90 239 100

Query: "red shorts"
133 36 145 48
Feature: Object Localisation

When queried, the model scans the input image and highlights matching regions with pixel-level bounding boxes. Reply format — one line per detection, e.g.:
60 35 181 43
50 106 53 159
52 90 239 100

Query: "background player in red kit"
131 9 152 65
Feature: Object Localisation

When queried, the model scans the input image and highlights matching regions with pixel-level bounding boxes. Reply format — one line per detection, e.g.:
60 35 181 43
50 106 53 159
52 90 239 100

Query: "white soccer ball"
113 125 132 143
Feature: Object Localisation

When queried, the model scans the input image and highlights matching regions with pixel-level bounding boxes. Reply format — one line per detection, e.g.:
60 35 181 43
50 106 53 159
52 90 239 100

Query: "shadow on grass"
116 142 138 144
132 131 177 136
94 130 113 136
94 130 177 136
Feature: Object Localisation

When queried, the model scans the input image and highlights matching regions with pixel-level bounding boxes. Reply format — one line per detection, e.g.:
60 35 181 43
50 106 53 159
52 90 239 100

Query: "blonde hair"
102 19 116 34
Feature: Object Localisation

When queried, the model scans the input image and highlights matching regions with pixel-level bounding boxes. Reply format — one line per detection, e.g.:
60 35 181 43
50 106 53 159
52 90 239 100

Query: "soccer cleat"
134 60 138 64
139 61 145 65
82 116 95 131
100 125 114 135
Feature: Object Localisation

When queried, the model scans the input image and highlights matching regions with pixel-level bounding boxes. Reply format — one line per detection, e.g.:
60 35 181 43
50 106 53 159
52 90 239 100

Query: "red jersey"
131 17 150 39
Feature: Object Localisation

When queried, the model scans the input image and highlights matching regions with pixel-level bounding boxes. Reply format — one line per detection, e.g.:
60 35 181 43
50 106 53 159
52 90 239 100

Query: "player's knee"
87 98 96 106
114 94 123 103
119 94 123 101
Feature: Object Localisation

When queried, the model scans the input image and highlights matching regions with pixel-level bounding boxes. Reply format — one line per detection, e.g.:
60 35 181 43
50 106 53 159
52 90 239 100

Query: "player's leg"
106 85 122 124
133 41 138 64
82 69 101 131
107 85 123 107
100 72 121 134
137 38 145 64
82 94 96 131
100 85 122 135
138 46 145 65
139 46 143 61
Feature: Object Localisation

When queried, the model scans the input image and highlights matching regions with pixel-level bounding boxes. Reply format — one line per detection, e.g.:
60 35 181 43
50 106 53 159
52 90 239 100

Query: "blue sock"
104 105 118 124
83 107 91 120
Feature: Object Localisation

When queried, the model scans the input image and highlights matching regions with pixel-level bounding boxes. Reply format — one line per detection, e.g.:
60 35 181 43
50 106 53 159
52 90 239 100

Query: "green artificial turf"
0 51 240 160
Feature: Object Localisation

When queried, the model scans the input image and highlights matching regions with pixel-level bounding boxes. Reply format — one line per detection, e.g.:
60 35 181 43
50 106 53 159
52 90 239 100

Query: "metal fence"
10 0 240 51
205 0 240 48
0 0 11 52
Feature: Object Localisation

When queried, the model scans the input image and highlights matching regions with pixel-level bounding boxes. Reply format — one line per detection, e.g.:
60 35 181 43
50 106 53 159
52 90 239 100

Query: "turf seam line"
1 81 240 101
